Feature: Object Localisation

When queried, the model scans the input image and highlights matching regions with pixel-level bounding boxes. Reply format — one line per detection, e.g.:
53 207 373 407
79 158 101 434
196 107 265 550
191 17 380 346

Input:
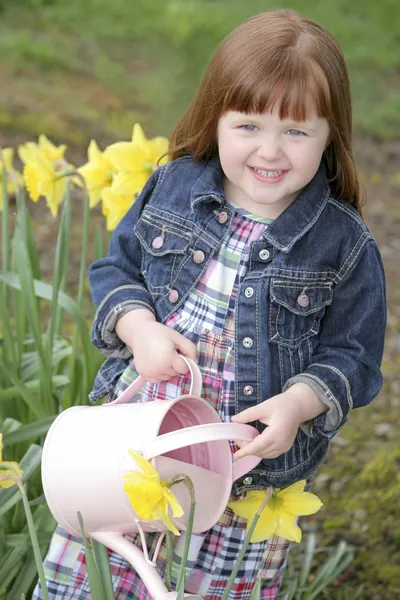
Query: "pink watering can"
42 358 261 599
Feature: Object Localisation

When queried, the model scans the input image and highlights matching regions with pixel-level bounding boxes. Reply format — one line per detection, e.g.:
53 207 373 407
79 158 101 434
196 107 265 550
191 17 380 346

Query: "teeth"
253 168 283 177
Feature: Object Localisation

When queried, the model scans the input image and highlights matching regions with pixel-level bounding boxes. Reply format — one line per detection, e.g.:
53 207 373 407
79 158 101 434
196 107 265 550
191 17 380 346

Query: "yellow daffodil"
101 187 134 231
18 135 76 217
228 481 322 543
0 433 24 489
0 148 22 211
78 140 115 208
123 449 184 535
105 123 169 197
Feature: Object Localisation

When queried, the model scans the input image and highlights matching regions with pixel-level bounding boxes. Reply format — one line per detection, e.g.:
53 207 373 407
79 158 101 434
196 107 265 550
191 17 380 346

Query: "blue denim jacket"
88 155 386 491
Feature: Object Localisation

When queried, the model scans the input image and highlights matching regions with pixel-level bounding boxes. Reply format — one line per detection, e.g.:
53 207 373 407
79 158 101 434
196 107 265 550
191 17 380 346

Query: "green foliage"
0 173 104 597
0 0 400 140
320 438 400 598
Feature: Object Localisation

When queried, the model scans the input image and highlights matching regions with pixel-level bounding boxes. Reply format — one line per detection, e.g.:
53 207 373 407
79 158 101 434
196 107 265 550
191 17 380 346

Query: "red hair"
170 9 364 213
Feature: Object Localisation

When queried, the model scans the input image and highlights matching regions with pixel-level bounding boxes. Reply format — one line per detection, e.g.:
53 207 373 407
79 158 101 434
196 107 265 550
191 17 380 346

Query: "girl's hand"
232 384 328 460
131 321 197 383
232 391 303 460
115 308 197 383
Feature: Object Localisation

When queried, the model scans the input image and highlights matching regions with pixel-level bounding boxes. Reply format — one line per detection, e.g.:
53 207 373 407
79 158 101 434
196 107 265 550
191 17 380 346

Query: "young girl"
34 8 386 600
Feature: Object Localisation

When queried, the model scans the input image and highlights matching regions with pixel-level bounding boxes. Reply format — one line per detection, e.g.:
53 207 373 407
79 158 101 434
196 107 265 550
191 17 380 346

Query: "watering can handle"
106 357 202 405
142 422 262 482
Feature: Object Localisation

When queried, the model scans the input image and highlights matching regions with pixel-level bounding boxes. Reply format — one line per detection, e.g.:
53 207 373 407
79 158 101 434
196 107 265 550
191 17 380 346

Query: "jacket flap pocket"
136 213 191 255
271 282 333 316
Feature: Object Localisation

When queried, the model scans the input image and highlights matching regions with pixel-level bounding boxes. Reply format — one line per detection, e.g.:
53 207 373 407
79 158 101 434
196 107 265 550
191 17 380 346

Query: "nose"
257 135 282 162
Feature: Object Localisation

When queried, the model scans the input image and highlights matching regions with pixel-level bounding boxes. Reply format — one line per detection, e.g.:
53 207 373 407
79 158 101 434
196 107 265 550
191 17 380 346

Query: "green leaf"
249 578 262 600
298 533 317 587
78 512 106 600
91 538 116 599
2 417 55 446
4 532 53 548
0 271 85 320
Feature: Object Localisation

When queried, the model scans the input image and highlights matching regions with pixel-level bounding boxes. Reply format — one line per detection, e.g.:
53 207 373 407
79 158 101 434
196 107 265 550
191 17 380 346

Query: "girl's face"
217 108 330 218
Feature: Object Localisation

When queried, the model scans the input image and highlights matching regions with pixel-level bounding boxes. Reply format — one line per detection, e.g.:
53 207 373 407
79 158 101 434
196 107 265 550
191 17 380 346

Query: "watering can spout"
92 532 201 600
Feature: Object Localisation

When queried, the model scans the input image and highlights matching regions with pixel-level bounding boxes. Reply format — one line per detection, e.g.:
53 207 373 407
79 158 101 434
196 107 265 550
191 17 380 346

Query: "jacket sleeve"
88 167 162 358
284 235 387 439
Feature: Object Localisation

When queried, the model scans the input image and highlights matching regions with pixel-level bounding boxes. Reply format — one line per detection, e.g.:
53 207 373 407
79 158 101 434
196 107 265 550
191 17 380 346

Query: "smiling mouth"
252 167 285 177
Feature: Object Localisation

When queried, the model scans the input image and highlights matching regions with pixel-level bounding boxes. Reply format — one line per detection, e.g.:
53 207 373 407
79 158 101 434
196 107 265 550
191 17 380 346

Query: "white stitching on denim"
312 363 353 409
289 372 343 423
101 299 155 342
95 285 151 319
255 278 259 405
336 234 371 282
289 347 295 378
278 344 285 389
264 187 330 251
298 342 304 373
327 198 369 231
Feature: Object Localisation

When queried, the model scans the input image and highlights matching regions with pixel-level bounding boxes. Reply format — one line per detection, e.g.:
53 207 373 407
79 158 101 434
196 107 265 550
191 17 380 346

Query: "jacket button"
243 385 254 395
259 249 270 261
243 476 253 485
152 236 164 249
297 293 310 308
193 250 205 264
168 289 179 303
245 287 254 298
243 337 253 348
218 210 228 224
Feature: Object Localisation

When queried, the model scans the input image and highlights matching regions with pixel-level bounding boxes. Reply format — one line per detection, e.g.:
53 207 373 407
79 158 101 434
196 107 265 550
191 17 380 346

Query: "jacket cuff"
92 294 155 358
283 374 343 439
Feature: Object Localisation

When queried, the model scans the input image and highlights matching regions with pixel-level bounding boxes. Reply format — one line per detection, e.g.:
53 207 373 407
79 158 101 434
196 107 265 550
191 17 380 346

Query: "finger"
173 332 197 361
171 353 190 375
233 439 248 449
232 404 265 424
233 432 273 460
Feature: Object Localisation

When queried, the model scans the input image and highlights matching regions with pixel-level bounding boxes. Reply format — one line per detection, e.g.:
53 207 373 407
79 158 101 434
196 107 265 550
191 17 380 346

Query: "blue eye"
287 129 305 136
241 124 258 131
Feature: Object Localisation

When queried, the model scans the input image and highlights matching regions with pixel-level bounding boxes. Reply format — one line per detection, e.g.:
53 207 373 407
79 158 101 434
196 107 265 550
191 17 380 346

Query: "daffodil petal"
228 490 265 519
105 142 143 172
278 481 307 496
24 165 41 202
153 499 180 536
128 450 159 478
38 135 66 161
249 506 278 543
111 171 147 196
274 514 302 543
87 139 102 162
162 485 184 518
147 138 169 165
131 123 147 145
282 492 323 516
41 178 66 217
1 148 14 170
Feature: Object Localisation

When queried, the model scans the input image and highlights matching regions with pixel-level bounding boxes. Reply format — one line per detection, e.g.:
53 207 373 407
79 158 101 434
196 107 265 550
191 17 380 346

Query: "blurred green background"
0 0 399 598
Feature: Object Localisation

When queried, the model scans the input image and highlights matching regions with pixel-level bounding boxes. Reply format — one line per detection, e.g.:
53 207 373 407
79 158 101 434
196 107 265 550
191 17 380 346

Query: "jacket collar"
190 155 331 251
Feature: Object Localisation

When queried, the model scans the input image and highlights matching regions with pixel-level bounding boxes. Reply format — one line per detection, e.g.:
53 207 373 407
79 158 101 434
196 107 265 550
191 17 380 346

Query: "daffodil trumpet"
124 450 197 597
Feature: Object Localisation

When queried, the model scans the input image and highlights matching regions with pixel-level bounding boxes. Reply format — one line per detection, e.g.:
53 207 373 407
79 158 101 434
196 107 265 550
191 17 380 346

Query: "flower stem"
0 470 50 600
167 474 195 599
221 488 273 600
165 531 174 592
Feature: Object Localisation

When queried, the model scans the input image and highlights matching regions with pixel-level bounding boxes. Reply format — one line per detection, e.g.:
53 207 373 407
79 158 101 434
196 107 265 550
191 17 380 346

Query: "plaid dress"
33 206 291 600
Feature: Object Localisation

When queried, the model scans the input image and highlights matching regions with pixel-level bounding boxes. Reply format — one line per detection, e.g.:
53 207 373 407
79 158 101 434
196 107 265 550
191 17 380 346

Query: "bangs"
221 55 332 122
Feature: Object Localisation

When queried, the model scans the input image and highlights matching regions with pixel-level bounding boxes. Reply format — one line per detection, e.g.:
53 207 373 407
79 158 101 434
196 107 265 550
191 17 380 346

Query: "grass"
1 0 400 146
